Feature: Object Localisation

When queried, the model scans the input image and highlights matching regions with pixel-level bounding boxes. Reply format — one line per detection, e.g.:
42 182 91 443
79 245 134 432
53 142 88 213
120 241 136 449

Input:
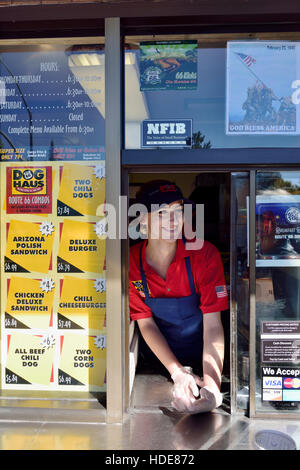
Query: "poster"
226 41 298 134
58 332 106 389
4 332 56 387
5 276 55 330
1 160 106 391
261 321 300 402
57 219 106 274
256 195 300 266
262 366 300 402
5 219 55 273
142 119 192 148
6 166 52 214
140 40 197 91
57 162 105 216
58 276 106 331
0 48 105 161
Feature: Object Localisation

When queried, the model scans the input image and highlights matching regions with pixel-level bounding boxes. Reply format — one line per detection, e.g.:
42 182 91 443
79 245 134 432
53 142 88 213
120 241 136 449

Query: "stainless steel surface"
130 374 173 409
0 374 299 449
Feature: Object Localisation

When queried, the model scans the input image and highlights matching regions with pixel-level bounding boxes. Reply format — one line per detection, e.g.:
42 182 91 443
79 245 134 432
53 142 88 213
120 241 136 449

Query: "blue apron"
139 245 203 363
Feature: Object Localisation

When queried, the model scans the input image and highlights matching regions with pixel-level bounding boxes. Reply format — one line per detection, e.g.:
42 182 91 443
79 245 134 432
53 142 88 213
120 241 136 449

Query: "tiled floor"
0 374 299 450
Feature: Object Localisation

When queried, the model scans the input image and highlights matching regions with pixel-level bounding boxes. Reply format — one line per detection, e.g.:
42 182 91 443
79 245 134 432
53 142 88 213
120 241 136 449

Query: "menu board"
0 47 105 161
0 160 106 391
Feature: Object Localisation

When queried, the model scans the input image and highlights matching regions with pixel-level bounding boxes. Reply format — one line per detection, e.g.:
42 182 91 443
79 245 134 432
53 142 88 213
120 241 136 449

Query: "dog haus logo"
6 166 52 214
11 168 47 194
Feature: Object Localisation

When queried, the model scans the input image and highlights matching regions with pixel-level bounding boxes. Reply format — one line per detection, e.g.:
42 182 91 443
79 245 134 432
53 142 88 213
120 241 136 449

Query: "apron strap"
140 244 150 300
184 256 196 295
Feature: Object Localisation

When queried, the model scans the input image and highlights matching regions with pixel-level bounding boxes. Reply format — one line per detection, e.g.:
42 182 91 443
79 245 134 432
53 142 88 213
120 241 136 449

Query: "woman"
129 180 228 413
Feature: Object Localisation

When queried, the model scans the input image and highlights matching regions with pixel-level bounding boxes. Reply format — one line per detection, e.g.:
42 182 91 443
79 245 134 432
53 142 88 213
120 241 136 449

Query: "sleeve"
129 244 153 321
129 281 153 320
194 244 229 314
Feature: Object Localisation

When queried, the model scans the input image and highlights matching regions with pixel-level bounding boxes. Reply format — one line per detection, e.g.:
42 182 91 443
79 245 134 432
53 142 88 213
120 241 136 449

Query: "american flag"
215 285 228 298
235 52 256 67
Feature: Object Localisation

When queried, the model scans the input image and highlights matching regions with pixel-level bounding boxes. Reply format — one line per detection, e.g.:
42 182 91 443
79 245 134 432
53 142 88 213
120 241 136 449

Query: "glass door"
254 170 300 416
126 169 252 415
231 172 250 413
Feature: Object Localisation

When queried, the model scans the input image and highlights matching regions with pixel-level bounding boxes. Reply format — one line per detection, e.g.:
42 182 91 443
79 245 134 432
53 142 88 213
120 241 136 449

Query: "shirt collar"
141 238 190 274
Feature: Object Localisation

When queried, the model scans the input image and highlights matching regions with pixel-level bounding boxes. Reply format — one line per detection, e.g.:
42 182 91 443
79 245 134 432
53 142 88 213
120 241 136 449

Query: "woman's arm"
172 311 224 414
137 316 182 376
202 311 224 394
137 316 203 409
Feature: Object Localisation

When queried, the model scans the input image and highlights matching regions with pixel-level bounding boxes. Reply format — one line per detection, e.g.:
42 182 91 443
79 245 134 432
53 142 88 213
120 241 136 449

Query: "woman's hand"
171 366 203 412
172 382 223 414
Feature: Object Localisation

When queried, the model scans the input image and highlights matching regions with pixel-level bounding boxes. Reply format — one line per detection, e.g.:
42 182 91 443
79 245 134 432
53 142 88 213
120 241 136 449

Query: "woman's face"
144 200 184 241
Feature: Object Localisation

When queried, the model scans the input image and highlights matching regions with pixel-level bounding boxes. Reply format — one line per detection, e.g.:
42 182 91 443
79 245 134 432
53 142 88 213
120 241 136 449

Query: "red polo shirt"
129 239 228 321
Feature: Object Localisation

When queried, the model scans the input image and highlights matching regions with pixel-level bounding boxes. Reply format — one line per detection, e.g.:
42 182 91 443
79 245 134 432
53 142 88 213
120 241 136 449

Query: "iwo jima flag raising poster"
226 41 300 135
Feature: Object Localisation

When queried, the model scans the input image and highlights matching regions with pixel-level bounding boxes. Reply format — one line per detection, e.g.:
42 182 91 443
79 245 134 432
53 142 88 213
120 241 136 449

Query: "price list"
0 47 105 162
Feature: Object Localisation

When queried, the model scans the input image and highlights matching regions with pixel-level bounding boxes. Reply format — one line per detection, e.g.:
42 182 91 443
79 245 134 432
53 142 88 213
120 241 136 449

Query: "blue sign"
142 119 192 148
256 195 300 266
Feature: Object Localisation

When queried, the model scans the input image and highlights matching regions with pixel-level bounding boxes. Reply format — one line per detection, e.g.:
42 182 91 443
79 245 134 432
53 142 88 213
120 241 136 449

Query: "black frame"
122 148 300 167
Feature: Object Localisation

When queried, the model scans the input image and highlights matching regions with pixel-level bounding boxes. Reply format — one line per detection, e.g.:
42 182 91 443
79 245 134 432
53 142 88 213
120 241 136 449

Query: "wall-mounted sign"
256 195 300 267
1 160 107 392
57 219 106 274
261 320 300 363
6 166 52 214
5 276 55 330
261 320 300 402
4 332 56 387
262 366 300 402
58 332 106 389
0 47 105 161
58 276 106 331
5 219 55 274
140 40 197 91
142 119 192 148
226 41 298 135
57 163 105 217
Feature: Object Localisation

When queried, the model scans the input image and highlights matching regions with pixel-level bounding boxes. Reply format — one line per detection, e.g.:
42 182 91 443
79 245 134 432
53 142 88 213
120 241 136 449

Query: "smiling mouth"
161 226 181 237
